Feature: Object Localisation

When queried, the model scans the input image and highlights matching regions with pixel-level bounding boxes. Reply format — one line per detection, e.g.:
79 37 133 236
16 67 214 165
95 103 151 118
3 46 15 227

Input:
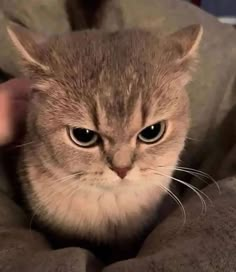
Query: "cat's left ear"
168 24 203 62
7 22 49 72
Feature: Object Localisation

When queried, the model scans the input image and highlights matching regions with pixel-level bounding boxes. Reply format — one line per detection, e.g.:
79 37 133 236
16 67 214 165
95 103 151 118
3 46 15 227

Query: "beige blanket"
0 0 236 271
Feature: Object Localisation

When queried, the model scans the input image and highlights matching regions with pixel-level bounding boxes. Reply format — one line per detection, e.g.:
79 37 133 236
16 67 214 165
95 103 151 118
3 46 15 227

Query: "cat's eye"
138 121 166 144
68 127 99 147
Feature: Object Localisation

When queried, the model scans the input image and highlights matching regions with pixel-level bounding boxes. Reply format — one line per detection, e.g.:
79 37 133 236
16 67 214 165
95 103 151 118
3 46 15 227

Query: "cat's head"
8 24 202 240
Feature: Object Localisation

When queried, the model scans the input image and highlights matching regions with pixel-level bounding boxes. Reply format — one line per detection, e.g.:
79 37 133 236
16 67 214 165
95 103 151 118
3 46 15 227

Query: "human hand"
0 78 31 145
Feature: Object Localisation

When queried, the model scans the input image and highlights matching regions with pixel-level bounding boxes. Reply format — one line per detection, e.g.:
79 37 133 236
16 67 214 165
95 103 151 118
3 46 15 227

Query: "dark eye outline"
68 127 100 148
138 121 167 144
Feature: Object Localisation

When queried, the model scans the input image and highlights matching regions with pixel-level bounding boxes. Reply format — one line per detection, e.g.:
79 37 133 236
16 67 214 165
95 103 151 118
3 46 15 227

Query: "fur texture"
8 24 202 244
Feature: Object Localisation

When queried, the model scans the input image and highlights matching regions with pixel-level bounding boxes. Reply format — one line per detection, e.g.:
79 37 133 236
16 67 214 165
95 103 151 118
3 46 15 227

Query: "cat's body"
8 24 202 256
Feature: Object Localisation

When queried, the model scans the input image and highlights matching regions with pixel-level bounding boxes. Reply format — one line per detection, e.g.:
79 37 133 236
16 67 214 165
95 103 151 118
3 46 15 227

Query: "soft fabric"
0 0 236 271
105 178 236 271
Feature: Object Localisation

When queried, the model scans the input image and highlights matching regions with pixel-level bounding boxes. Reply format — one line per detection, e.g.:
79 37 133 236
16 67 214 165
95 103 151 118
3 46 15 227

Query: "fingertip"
1 78 32 100
0 91 13 145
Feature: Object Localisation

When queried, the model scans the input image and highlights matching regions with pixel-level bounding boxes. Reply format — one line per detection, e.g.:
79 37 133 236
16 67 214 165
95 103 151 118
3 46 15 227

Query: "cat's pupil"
73 128 95 143
138 121 166 144
141 124 161 139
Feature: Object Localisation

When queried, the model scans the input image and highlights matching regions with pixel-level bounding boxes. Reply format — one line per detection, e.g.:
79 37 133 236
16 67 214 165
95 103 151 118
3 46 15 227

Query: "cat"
7 23 202 258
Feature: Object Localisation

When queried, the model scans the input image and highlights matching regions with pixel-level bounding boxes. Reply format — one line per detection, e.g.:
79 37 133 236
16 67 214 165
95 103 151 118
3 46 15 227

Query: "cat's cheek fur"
25 163 172 242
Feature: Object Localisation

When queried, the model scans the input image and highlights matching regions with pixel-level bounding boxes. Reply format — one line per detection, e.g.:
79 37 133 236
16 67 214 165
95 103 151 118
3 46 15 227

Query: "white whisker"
157 171 211 214
35 174 80 213
177 166 221 193
150 170 211 215
158 183 186 225
28 173 80 231
158 165 221 193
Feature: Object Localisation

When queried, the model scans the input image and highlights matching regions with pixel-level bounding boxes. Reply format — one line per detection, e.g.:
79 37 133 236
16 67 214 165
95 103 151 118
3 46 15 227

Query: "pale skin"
0 78 31 145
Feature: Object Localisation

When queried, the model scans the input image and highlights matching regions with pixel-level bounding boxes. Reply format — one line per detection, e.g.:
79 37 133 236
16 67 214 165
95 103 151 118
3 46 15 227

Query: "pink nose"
111 166 131 179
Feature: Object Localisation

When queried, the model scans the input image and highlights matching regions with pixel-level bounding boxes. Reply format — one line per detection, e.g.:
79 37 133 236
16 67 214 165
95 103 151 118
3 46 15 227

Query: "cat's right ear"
168 24 203 63
7 22 49 72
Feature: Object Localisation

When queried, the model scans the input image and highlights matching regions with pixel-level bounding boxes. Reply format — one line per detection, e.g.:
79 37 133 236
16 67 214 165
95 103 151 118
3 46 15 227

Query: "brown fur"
7 24 202 244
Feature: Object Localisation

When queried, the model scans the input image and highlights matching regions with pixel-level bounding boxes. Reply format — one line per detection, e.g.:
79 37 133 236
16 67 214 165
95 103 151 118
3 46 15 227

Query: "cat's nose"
111 166 131 179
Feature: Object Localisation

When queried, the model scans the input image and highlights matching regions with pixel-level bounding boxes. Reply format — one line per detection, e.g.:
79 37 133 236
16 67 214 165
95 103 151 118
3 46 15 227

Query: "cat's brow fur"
8 25 202 247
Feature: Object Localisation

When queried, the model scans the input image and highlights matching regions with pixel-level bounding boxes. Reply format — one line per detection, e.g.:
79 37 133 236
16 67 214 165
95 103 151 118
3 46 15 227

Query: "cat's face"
28 33 189 188
8 24 202 242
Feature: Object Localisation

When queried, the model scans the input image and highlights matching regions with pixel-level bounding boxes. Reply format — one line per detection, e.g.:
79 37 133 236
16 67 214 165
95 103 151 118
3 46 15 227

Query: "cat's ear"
7 22 49 71
169 24 203 62
164 24 203 87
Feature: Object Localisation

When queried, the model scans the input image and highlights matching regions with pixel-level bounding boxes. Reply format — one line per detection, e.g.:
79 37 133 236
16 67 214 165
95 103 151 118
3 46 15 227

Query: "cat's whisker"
28 181 80 234
65 184 81 211
185 136 200 141
147 165 207 184
57 184 81 224
158 165 221 193
12 140 47 150
36 174 81 206
45 179 80 199
35 174 81 196
52 173 82 184
38 181 80 217
18 167 86 201
165 173 210 213
177 168 221 193
151 170 210 215
148 167 212 214
157 183 186 225
160 165 208 181
176 169 209 185
176 166 215 180
29 212 37 237
14 141 39 148
12 127 64 150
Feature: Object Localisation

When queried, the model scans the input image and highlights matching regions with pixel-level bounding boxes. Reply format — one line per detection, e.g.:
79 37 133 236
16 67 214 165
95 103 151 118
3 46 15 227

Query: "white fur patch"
28 166 172 242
